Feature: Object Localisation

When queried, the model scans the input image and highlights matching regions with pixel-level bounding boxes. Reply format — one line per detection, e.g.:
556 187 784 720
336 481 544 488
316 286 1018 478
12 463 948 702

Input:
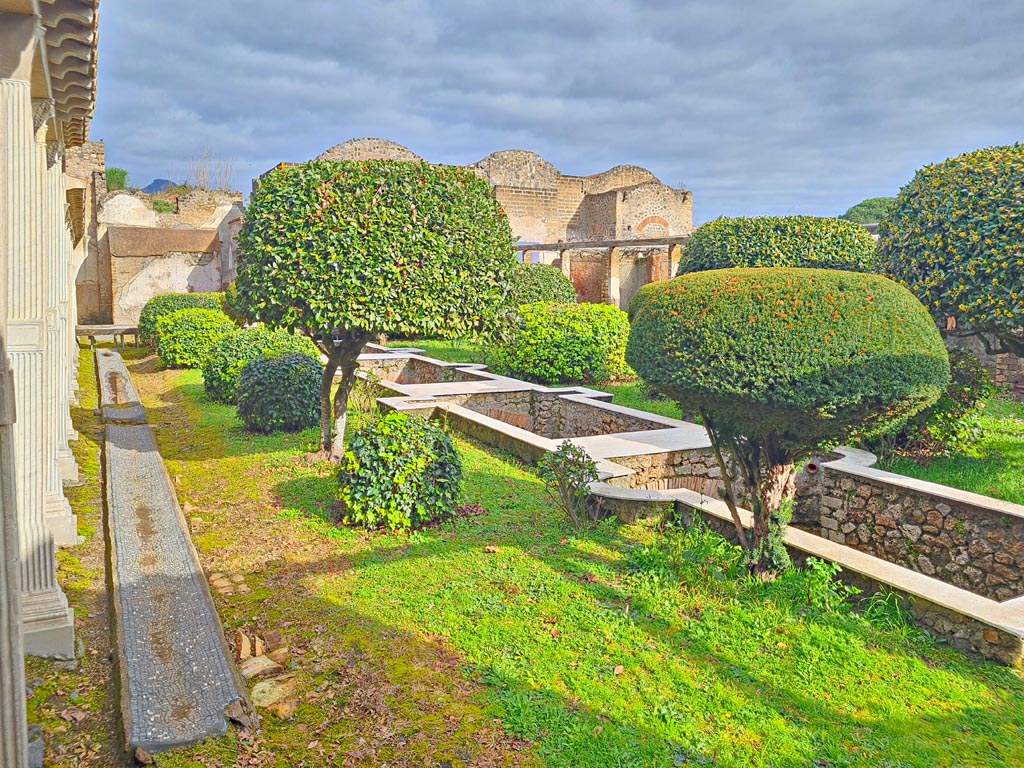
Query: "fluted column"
43 142 78 542
0 74 32 768
4 86 74 658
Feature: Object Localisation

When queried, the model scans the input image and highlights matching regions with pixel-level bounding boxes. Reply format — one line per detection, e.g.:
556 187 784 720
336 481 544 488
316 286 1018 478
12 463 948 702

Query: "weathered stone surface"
240 655 282 681
106 420 241 752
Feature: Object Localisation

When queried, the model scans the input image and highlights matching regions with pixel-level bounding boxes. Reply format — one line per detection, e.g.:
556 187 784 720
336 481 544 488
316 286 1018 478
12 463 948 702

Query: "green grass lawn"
384 337 489 364
880 397 1024 505
125 359 1024 768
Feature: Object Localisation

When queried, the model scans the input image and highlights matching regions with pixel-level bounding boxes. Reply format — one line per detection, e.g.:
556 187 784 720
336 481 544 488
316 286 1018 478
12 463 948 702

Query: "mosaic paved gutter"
95 348 147 424
100 351 242 753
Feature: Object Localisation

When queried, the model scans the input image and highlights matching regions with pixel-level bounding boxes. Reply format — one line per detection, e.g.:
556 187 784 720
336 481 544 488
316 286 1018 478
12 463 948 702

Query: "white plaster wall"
98 193 157 227
114 253 222 324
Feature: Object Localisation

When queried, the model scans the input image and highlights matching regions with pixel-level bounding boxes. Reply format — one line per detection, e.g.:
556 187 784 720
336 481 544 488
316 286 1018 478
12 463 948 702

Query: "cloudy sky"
90 0 1024 223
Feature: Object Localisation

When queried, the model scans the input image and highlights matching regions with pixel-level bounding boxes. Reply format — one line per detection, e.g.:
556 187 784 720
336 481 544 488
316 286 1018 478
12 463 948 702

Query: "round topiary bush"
338 411 462 532
202 327 319 403
154 308 234 369
877 143 1024 353
138 292 225 345
507 262 577 306
628 267 949 573
628 268 949 443
235 353 323 433
678 216 878 275
491 302 633 384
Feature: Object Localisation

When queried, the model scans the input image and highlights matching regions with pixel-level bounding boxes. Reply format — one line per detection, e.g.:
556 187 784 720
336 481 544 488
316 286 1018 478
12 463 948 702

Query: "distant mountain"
142 178 176 194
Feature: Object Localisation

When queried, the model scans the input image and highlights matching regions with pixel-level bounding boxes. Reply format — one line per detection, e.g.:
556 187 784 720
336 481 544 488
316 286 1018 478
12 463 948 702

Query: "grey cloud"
91 0 1024 221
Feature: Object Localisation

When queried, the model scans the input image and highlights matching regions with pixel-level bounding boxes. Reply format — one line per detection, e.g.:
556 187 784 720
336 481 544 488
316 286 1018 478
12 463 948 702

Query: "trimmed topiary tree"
154 308 234 369
508 262 577 306
627 267 949 575
839 197 895 224
202 327 320 403
877 143 1024 356
678 216 878 275
138 292 225 345
491 302 633 385
235 159 517 460
338 411 462 532
236 353 323 433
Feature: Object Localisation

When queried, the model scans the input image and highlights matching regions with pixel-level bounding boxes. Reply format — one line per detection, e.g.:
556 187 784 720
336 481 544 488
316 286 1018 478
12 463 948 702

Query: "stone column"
5 88 74 658
46 143 79 487
667 242 681 279
608 246 621 307
0 85 30 768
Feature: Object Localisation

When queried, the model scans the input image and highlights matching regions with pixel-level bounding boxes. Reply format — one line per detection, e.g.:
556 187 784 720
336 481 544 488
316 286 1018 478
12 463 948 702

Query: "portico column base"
57 446 78 483
44 493 78 547
22 589 75 659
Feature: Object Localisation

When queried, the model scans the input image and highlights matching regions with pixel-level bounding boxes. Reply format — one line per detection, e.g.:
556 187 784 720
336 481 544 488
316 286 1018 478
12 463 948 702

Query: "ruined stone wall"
794 463 1024 601
944 330 1024 400
65 141 107 322
609 449 723 495
617 182 694 239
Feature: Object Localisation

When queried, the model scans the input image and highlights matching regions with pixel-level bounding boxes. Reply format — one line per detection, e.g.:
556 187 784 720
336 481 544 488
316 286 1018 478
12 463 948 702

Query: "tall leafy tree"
839 197 895 224
877 143 1024 357
627 267 949 575
236 159 517 459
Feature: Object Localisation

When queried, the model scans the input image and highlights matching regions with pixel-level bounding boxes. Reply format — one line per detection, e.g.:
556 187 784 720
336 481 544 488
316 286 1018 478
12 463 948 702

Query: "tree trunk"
319 355 341 455
700 411 750 551
330 359 359 462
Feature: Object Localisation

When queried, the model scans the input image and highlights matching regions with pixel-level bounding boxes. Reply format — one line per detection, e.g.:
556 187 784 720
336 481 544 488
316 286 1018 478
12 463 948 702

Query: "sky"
90 0 1024 224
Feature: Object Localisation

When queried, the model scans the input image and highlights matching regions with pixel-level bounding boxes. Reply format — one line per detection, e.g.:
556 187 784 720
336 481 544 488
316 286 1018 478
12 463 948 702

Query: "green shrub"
678 216 878 275
152 199 176 214
202 327 319 403
491 302 633 384
871 349 996 456
839 197 895 224
138 292 225 345
106 167 129 191
154 308 234 369
877 143 1024 356
538 442 601 529
222 281 251 326
508 262 577 306
627 267 949 574
236 353 323 433
338 412 462 532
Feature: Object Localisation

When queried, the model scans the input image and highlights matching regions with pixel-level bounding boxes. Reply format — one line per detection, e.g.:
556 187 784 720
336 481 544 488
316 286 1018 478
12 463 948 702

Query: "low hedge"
202 327 319 403
491 301 633 384
338 411 462 532
236 353 323 433
507 262 577 306
627 267 949 443
138 292 225 345
678 216 878 275
154 308 234 369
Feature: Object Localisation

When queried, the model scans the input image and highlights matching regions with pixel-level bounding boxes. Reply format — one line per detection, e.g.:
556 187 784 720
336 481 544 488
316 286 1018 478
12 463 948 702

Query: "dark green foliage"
236 353 323 433
491 302 633 385
628 267 949 574
106 167 129 191
538 442 601 529
839 197 895 224
871 349 996 456
138 292 225 345
679 216 878 275
202 327 319 403
338 412 462 532
154 308 234 369
628 268 949 445
508 263 577 306
235 159 517 341
877 143 1024 355
222 281 251 326
235 158 518 456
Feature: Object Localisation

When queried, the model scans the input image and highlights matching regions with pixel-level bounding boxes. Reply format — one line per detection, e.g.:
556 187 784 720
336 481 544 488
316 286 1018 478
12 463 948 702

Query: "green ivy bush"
154 308 234 369
138 292 225 345
678 216 878 275
877 143 1024 355
508 262 577 306
338 412 462 532
202 327 319 403
491 302 633 384
236 353 323 433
